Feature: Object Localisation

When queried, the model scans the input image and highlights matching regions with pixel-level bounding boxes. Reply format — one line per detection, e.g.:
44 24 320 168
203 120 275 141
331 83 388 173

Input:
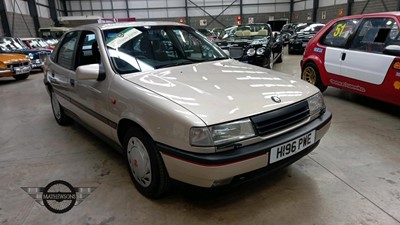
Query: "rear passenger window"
321 19 360 48
350 18 399 53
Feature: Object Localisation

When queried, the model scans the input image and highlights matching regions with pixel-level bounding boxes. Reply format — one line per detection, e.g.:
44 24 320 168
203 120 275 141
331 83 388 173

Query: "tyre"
13 73 29 80
124 127 170 198
301 62 327 92
50 88 72 126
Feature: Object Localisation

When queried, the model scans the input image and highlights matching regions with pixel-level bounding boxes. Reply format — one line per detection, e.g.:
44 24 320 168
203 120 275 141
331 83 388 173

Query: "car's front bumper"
158 110 332 187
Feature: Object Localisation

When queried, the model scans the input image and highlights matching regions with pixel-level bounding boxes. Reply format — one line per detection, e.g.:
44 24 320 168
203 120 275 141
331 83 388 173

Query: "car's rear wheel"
301 62 327 92
50 88 72 126
13 73 29 80
124 127 170 198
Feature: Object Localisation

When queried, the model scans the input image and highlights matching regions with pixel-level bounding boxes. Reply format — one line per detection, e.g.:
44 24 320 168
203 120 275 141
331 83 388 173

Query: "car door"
322 19 361 76
342 17 398 85
49 31 79 111
71 30 117 140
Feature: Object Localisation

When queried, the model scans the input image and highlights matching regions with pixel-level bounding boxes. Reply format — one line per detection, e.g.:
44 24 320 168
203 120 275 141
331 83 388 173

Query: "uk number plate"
269 130 316 164
14 66 31 74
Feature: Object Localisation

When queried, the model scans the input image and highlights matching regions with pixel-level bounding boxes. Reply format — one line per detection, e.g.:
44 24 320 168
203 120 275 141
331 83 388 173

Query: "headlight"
28 53 34 59
247 48 255 56
190 119 256 147
256 47 265 55
307 92 326 120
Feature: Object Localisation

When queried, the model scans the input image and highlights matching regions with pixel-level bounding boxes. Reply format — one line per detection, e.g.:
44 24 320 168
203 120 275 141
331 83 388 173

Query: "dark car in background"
215 23 284 69
0 37 51 71
288 23 325 54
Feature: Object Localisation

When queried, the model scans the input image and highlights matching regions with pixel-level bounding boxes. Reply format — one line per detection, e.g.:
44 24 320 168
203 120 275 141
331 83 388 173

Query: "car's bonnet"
123 59 319 125
0 54 29 63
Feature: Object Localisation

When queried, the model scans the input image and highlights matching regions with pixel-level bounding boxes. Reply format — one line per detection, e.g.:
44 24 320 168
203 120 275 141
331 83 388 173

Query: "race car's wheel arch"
301 60 327 92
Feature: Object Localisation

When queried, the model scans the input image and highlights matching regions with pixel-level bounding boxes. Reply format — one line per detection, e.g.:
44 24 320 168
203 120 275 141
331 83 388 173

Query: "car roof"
334 11 400 20
73 21 189 31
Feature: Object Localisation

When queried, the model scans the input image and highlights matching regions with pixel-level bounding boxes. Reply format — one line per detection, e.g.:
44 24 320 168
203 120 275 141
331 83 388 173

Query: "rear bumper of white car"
158 110 332 188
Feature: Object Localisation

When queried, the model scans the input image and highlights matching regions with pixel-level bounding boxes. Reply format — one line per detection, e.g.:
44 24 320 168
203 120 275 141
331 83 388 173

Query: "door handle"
70 79 75 87
341 52 346 61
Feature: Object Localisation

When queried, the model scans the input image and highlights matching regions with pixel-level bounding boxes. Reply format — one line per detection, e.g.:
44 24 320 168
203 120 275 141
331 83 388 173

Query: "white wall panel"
7 0 30 14
92 12 103 17
275 0 290 3
204 6 223 15
92 1 102 10
305 0 313 9
70 2 81 11
222 5 240 15
38 5 50 17
37 0 47 6
188 8 205 17
148 0 167 8
102 1 112 10
113 1 126 10
294 1 306 11
336 0 348 4
243 5 258 14
189 0 204 7
275 4 290 12
102 10 113 17
148 9 167 18
245 0 258 4
167 0 185 7
129 10 148 19
128 1 147 8
113 10 128 17
81 1 91 11
72 11 81 16
319 0 335 7
167 8 186 17
259 5 276 13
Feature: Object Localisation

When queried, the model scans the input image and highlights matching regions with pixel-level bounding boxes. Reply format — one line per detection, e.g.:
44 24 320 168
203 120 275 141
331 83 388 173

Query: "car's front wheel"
301 62 327 92
124 127 170 198
50 88 72 126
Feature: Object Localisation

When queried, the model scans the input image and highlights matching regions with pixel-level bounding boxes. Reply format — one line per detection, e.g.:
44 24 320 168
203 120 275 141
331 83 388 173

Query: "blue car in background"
0 37 51 71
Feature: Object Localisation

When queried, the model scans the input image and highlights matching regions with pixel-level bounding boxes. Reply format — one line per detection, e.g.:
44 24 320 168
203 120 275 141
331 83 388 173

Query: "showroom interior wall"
0 0 400 37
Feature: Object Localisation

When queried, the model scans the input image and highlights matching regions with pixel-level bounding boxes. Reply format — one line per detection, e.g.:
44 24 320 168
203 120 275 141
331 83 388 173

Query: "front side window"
103 26 228 75
56 31 79 70
350 18 399 53
321 19 360 48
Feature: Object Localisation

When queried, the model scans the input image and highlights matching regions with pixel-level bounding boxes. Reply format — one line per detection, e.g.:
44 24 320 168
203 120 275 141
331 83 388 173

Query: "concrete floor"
1 52 400 225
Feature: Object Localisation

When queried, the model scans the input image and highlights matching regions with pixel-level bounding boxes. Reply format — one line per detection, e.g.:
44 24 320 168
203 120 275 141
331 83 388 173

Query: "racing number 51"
334 23 346 37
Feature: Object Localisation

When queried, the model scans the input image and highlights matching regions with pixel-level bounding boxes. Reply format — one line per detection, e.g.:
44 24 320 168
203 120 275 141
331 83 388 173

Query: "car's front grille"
250 100 310 136
7 62 30 68
229 47 243 59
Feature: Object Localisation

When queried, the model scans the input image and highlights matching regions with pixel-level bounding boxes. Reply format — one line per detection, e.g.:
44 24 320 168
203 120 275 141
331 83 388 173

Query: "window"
77 32 100 66
56 31 79 70
350 18 399 53
321 19 360 48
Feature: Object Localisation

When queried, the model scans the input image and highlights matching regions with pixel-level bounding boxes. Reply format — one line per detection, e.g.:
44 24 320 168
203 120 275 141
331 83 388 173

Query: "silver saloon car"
44 22 332 198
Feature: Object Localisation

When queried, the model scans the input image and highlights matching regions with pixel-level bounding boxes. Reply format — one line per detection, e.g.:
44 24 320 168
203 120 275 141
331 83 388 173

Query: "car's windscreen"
103 26 228 74
0 38 26 52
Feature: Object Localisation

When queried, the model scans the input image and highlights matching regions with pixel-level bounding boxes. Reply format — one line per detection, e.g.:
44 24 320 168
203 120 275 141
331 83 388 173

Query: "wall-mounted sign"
322 11 326 20
200 19 207 26
248 17 254 24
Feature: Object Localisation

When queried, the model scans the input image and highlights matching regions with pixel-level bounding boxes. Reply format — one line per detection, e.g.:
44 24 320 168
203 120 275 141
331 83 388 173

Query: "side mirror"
383 45 400 56
76 64 105 81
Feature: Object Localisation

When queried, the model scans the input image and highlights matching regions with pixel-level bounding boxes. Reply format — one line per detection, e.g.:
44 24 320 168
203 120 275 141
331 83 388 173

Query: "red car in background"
21 37 54 50
301 12 400 106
